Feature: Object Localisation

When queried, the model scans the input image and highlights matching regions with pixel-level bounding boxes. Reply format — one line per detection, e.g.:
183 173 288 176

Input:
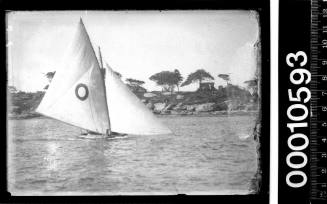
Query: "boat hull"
81 130 127 137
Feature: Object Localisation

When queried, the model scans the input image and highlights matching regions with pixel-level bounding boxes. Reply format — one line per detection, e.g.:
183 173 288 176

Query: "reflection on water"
45 142 59 171
8 115 258 195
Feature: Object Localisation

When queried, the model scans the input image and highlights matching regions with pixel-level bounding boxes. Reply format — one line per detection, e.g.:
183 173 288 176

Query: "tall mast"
98 46 104 69
98 46 106 79
98 46 111 136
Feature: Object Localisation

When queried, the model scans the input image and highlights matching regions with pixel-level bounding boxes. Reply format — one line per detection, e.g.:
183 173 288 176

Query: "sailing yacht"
36 18 172 137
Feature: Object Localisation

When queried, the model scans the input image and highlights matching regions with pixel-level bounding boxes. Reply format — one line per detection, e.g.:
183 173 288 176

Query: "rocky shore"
145 101 258 116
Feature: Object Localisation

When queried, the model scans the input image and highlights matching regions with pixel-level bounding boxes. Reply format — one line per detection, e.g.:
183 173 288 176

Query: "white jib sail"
36 19 110 134
105 65 172 135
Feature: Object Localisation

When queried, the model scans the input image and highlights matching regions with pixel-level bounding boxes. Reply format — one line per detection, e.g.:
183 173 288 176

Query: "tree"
43 71 56 90
181 69 214 88
149 70 183 93
125 78 146 93
45 71 56 83
218 74 230 86
114 71 122 78
244 78 258 104
8 85 17 93
174 69 183 92
126 78 145 87
244 78 258 96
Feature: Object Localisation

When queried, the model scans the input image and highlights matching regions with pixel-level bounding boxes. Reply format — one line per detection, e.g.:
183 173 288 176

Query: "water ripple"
8 115 258 195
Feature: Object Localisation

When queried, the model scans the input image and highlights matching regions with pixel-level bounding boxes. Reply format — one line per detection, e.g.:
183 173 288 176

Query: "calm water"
8 115 258 195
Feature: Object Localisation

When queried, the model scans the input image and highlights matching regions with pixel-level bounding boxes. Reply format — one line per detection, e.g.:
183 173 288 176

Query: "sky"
7 10 260 92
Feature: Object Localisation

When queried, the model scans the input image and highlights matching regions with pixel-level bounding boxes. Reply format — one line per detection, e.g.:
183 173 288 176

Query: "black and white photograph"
6 10 265 196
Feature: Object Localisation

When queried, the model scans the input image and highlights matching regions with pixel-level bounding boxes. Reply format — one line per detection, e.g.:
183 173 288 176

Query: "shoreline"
156 110 259 117
8 110 259 120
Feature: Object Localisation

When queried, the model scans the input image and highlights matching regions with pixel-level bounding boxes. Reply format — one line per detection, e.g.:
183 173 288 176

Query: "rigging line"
98 47 103 70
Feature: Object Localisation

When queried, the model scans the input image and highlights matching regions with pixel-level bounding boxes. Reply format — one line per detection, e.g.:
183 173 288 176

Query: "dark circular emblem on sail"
75 83 89 101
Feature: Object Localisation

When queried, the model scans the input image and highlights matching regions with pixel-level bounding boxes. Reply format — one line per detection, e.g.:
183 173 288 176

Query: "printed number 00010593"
285 51 311 188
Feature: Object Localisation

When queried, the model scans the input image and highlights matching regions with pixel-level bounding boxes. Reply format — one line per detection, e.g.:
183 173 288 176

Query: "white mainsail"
104 64 172 135
37 19 172 136
36 19 110 134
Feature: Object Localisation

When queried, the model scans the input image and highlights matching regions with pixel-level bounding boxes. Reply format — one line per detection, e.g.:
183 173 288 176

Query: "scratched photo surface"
7 10 262 195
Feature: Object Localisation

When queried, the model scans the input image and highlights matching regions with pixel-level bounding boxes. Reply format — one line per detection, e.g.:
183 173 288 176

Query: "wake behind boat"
36 18 172 137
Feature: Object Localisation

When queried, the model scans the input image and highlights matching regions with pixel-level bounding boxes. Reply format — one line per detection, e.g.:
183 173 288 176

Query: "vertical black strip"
279 0 311 203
